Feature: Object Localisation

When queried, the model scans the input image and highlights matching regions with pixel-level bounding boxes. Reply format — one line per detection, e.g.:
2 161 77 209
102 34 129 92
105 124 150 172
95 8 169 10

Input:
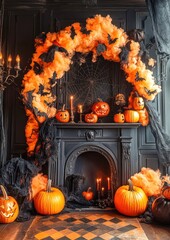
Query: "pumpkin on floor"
34 179 65 215
82 187 94 201
0 185 19 223
114 179 148 217
152 196 170 224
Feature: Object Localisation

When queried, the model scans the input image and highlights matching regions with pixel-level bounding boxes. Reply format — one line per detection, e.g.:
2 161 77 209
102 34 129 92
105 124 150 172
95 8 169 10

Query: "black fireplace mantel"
48 122 141 197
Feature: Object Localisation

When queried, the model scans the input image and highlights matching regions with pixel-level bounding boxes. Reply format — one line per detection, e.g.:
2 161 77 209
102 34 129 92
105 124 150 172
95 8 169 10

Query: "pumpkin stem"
0 185 9 200
97 98 103 102
46 179 52 192
128 179 134 191
87 187 92 192
62 104 65 111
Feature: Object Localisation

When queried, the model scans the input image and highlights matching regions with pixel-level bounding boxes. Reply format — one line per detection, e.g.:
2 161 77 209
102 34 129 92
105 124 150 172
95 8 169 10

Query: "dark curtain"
146 0 170 56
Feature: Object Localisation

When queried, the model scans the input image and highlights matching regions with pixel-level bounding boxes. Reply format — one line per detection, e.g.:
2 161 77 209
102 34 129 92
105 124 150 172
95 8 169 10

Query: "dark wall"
2 0 164 173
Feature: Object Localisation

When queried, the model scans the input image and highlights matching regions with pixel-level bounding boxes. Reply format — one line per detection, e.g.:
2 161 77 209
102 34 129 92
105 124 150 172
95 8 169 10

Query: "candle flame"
8 54 12 62
0 52 2 59
16 55 20 62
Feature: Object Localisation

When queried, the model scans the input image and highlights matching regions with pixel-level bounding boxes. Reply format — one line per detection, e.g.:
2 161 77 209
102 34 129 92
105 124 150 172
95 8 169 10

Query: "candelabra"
0 53 21 91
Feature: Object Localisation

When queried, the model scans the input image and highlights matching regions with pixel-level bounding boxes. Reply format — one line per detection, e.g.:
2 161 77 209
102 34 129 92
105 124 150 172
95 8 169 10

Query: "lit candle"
0 52 3 66
15 54 20 69
78 104 83 113
7 54 12 68
101 187 104 198
99 178 102 191
96 178 99 191
107 177 111 191
70 96 74 111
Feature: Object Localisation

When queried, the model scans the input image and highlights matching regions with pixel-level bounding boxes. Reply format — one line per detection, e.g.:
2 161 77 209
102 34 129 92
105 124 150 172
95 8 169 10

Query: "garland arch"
22 14 161 155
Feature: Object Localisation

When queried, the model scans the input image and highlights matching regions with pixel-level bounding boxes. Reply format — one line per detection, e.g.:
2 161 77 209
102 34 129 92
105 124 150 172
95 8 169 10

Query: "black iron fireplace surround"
48 122 140 204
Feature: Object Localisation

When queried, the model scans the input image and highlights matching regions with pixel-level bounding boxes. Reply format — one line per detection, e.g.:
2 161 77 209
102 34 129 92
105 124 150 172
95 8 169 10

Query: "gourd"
0 185 19 223
92 99 110 117
113 113 125 123
55 104 70 123
82 187 94 201
34 179 65 215
114 179 148 217
161 182 170 200
85 112 98 123
124 110 139 123
152 196 170 224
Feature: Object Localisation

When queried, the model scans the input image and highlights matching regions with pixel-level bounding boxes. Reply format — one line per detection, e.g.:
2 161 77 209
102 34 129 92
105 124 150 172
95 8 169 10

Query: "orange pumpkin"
124 110 139 123
34 179 65 215
0 185 19 223
82 187 94 201
92 99 110 117
133 96 144 110
85 112 98 123
114 179 148 217
113 113 125 123
55 104 70 123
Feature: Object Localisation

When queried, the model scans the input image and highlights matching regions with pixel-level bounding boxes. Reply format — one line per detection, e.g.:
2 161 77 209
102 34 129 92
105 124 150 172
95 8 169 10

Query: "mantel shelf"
53 122 141 129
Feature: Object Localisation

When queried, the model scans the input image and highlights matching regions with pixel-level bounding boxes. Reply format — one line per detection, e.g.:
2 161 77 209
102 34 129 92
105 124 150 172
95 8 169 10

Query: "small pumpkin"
161 182 170 200
34 179 65 215
0 185 19 223
55 104 70 123
124 110 139 123
92 98 110 117
152 196 170 224
85 112 98 123
133 95 144 110
82 187 94 201
114 179 148 217
113 113 125 123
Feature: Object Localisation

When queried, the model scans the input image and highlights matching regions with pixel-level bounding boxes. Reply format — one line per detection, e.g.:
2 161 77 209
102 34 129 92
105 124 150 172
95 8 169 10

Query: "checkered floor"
24 210 148 240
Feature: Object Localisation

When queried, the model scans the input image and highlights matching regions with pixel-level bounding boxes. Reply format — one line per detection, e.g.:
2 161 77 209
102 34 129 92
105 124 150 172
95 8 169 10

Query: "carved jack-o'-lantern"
85 112 98 123
92 99 110 117
133 96 144 110
55 104 70 123
113 113 125 123
0 185 19 223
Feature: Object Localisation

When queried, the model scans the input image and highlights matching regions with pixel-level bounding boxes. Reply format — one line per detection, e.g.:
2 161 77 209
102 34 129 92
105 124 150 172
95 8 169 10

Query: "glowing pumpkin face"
55 105 70 123
92 100 110 117
133 97 144 110
0 185 19 223
113 113 125 123
85 113 98 123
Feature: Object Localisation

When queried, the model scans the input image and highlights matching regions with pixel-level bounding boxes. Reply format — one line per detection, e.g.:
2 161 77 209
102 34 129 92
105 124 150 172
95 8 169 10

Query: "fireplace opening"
64 144 117 209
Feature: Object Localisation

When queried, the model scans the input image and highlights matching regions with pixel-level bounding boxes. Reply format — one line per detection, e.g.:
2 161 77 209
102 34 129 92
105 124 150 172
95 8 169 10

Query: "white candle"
70 96 74 111
107 177 111 191
7 54 12 68
78 104 83 113
15 54 20 69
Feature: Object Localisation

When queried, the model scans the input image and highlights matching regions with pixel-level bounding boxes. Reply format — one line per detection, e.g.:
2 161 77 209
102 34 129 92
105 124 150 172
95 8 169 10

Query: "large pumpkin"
0 185 19 223
92 99 110 117
114 179 148 217
152 196 170 224
34 179 65 215
124 110 139 123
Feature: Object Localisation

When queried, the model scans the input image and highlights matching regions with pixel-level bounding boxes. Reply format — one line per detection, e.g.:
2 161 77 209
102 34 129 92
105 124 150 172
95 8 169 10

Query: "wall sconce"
0 52 21 91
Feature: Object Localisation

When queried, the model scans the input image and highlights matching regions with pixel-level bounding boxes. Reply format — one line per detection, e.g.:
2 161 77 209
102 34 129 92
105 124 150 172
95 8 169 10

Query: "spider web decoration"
66 53 132 122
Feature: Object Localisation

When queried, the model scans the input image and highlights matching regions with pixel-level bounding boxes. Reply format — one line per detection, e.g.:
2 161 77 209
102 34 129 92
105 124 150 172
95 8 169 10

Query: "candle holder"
106 190 113 207
97 190 101 201
78 112 83 123
70 109 75 123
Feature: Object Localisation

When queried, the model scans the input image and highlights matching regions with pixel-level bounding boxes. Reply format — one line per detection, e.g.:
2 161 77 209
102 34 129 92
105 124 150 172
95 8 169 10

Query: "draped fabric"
145 101 170 172
146 0 170 56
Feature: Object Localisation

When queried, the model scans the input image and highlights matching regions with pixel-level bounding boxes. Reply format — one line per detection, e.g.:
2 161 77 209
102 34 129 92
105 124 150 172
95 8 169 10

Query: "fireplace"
48 122 140 204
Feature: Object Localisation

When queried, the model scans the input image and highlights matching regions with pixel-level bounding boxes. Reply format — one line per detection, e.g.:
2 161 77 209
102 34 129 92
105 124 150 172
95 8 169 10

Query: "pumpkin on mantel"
113 112 125 123
85 112 98 123
92 99 110 117
0 185 19 223
114 179 148 217
34 179 65 215
55 104 70 123
124 109 139 123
